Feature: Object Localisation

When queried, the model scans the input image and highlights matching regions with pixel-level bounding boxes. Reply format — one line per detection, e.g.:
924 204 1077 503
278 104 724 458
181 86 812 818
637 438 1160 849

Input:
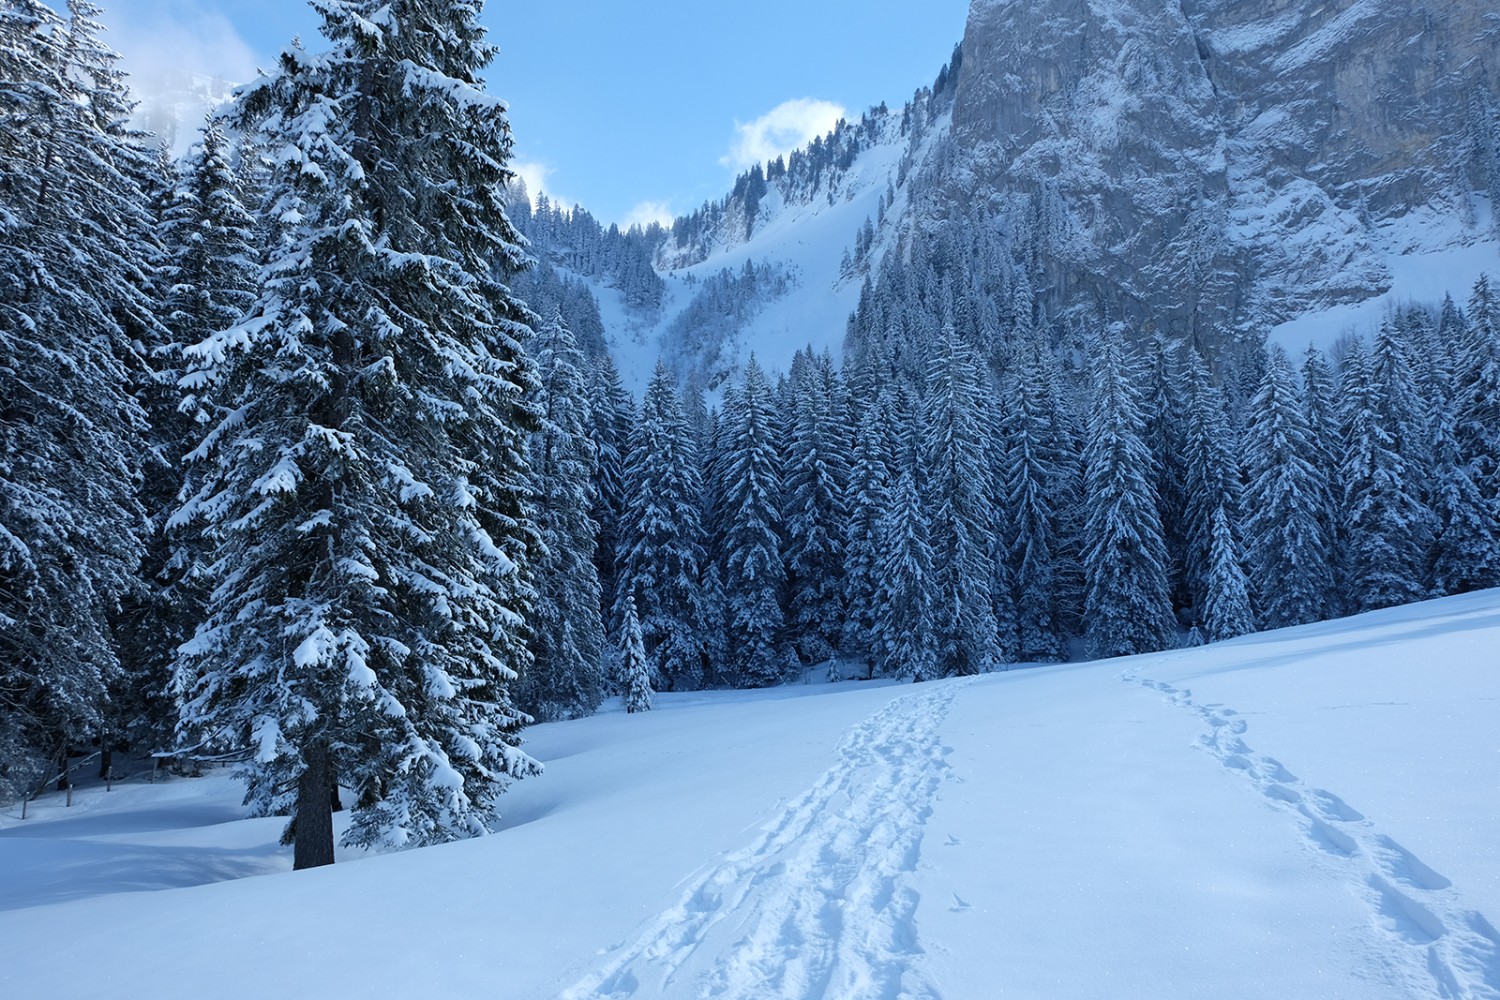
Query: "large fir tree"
615 362 706 691
1000 340 1071 662
1081 336 1176 658
1243 348 1332 628
520 310 605 721
1338 329 1431 612
875 469 937 681
781 351 850 665
173 0 541 868
922 325 1002 675
719 356 788 686
0 0 157 799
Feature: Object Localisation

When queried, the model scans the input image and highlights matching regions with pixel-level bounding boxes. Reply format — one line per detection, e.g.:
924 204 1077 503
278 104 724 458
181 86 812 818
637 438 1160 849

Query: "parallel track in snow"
1134 672 1500 1000
561 680 964 1000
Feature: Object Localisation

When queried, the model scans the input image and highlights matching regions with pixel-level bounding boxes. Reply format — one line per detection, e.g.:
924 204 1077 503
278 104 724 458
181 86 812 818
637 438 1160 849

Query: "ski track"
560 681 964 1000
1133 671 1500 1000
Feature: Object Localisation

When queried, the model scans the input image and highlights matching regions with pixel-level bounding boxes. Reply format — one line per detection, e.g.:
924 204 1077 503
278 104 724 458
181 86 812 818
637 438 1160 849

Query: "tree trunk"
293 740 336 870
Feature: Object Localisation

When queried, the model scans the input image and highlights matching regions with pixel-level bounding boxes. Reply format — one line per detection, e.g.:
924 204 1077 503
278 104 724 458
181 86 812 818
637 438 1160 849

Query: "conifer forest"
2 0 1499 898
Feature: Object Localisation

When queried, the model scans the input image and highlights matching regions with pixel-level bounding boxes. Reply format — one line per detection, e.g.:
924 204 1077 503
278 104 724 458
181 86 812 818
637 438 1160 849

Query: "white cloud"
511 159 578 211
720 98 847 173
100 3 261 152
620 200 674 231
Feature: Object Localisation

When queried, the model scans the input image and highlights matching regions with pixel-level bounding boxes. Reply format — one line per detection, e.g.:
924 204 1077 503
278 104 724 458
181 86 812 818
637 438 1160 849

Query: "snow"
4 590 1500 998
585 113 938 394
1269 204 1499 353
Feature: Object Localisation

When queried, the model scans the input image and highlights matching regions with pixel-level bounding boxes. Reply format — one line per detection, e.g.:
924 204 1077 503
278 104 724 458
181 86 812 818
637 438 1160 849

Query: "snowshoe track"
561 681 963 1000
1135 673 1500 999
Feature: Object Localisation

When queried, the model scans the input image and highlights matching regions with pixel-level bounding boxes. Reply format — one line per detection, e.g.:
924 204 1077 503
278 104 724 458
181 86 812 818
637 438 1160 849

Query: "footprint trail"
1133 673 1500 999
562 680 966 1000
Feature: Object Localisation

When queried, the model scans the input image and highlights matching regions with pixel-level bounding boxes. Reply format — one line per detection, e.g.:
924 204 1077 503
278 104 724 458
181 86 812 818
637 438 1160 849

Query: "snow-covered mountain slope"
1269 200 1499 353
4 589 1499 999
569 103 951 392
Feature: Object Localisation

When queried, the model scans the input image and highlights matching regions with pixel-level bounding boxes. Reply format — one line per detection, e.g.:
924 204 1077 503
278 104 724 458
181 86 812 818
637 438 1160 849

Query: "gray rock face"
946 0 1500 339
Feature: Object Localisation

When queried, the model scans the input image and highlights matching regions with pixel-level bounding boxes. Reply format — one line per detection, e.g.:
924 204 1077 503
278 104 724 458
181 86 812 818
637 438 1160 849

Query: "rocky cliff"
945 0 1500 340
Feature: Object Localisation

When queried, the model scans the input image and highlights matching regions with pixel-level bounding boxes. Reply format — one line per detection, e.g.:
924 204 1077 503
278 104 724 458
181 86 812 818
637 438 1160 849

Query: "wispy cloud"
511 159 578 211
621 200 674 231
99 2 260 151
720 98 846 173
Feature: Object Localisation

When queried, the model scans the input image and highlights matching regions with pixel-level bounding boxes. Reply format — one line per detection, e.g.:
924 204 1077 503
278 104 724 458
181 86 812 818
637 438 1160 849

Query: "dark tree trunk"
293 740 336 870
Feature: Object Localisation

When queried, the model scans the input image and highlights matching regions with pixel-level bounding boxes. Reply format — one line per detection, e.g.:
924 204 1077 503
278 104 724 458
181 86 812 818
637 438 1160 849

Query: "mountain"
543 0 1497 386
945 0 1499 343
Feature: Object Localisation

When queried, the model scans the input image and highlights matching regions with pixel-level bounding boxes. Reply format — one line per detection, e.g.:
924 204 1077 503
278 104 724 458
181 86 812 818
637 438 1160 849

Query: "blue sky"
97 0 969 227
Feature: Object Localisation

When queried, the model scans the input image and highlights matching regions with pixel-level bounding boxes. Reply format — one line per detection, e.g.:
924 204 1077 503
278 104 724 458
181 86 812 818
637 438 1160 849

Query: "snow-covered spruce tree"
1454 275 1500 503
1242 347 1332 629
1427 276 1500 594
1179 351 1247 623
1081 336 1176 658
719 356 788 687
620 596 653 714
1203 503 1255 642
923 325 1002 675
519 310 605 721
1338 327 1432 612
695 407 730 686
587 352 634 633
782 350 850 665
172 1 542 869
0 0 158 798
117 115 261 759
1142 334 1191 612
840 381 895 672
1300 346 1346 607
1426 391 1500 595
999 338 1074 662
875 469 937 682
615 362 706 692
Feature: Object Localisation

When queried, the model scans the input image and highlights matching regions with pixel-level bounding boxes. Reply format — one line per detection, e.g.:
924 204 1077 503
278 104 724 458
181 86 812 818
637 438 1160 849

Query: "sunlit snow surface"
3 591 1498 999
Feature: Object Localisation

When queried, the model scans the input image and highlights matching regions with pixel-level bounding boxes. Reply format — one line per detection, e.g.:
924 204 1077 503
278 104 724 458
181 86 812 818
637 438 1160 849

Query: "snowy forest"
4 0 1500 879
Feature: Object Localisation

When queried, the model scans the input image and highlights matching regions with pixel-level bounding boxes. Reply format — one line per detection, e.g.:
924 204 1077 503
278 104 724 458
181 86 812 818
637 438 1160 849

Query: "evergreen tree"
117 115 260 758
1179 352 1245 620
0 0 157 798
782 351 850 664
1081 337 1176 658
875 470 937 681
840 384 895 671
1427 395 1500 595
1142 335 1191 612
923 326 1001 675
1203 504 1255 641
719 356 787 686
1338 327 1431 611
1300 346 1345 604
586 353 633 632
1243 348 1332 628
620 597 653 714
615 362 706 691
1454 276 1500 502
1000 341 1070 662
173 1 542 867
519 310 605 721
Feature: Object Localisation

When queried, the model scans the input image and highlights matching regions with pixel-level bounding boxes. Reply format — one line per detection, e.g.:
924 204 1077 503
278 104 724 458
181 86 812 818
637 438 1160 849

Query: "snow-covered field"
3 591 1498 999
